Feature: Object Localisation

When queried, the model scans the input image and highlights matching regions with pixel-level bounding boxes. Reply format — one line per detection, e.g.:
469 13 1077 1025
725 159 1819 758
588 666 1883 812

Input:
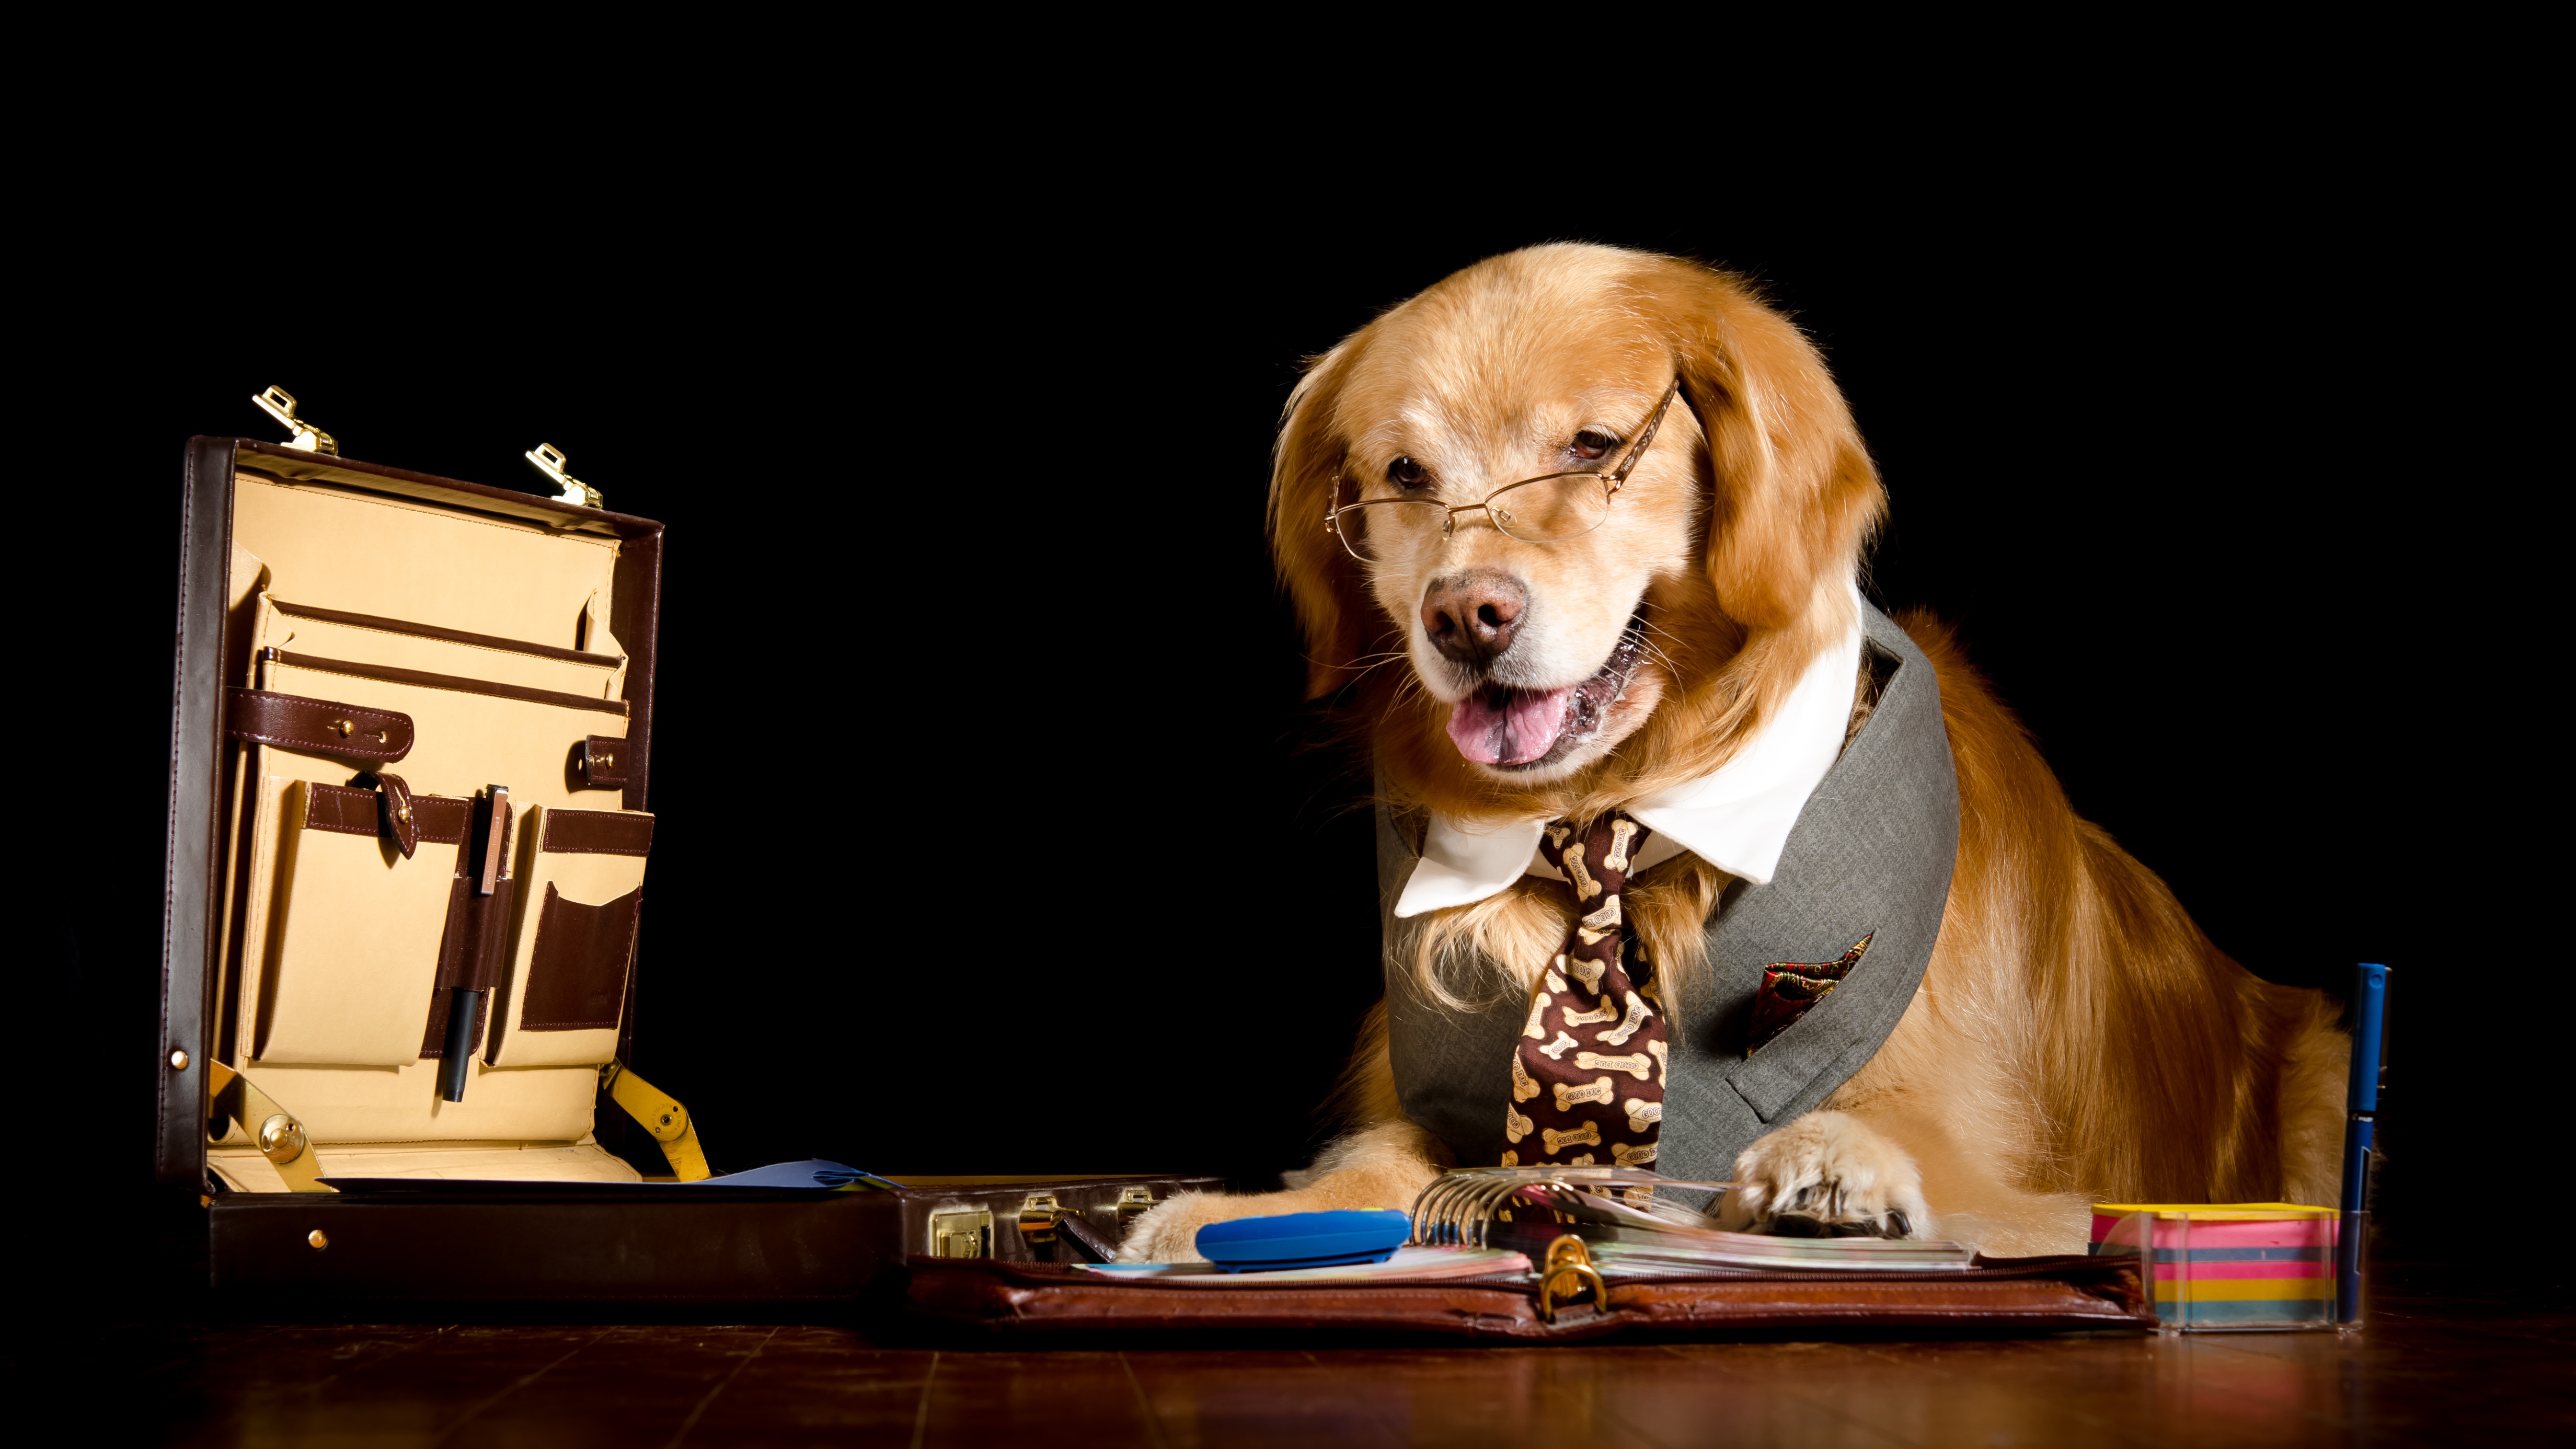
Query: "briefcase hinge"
251 385 338 455
598 1060 712 1181
524 442 603 510
205 1060 336 1194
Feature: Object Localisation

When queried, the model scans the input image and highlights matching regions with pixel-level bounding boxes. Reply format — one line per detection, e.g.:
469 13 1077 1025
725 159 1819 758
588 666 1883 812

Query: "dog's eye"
1387 456 1431 488
1571 429 1617 461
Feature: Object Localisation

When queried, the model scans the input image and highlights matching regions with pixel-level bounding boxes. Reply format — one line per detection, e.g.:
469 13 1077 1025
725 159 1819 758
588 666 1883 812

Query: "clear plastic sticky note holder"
2089 1203 2339 1332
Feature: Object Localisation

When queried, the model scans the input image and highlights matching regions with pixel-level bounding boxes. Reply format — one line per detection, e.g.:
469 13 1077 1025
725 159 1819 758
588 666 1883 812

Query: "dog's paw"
1114 1126 1443 1262
1113 1191 1286 1263
1718 1110 1930 1239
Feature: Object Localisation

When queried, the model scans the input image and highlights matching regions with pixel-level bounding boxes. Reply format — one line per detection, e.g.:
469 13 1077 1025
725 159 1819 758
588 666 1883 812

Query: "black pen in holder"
439 784 513 1104
438 990 483 1102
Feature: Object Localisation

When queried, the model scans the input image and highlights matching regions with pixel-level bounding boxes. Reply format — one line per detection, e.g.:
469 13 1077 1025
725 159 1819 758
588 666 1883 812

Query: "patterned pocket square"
1745 934 1874 1056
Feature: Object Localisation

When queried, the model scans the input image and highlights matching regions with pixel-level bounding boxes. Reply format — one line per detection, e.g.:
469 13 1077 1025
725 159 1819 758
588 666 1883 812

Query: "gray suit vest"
1378 603 1959 1179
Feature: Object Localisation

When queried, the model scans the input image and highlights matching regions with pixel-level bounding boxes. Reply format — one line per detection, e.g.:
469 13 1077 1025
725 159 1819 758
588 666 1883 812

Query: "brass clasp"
524 442 603 510
929 1208 993 1259
1535 1235 1607 1324
251 386 338 455
1018 1193 1064 1244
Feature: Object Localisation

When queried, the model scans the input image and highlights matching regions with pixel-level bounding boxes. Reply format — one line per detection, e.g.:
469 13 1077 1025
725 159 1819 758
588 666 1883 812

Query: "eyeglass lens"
1336 475 1610 562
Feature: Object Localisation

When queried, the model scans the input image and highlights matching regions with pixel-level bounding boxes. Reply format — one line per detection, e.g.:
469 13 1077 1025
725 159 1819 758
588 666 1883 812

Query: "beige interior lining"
210 469 645 1178
259 595 627 700
233 473 619 647
255 780 463 1065
261 656 625 810
229 770 293 1068
226 777 614 1143
215 1056 605 1145
209 1140 641 1192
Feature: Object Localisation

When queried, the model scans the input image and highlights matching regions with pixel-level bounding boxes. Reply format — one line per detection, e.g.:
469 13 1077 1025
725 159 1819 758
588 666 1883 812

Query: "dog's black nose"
1420 571 1527 667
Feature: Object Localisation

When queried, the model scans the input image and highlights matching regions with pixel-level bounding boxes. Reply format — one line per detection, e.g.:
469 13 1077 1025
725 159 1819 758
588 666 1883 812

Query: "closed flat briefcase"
158 399 1217 1305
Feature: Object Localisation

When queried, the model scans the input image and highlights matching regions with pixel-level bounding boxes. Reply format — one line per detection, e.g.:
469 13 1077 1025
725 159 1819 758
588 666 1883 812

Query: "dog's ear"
1268 340 1375 699
1645 263 1884 631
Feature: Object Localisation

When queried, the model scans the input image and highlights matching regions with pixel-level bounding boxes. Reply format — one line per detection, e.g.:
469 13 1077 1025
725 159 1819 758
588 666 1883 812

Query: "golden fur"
1118 244 2349 1261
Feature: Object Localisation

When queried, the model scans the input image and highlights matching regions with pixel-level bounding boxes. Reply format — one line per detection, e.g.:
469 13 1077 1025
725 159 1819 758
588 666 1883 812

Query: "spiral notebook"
1418 1168 1978 1274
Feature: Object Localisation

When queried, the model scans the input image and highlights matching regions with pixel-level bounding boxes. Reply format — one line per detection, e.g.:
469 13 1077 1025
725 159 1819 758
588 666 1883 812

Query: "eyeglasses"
1324 374 1683 565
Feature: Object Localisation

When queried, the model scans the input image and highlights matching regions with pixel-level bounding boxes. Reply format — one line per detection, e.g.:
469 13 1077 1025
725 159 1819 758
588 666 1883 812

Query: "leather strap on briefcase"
226 687 416 762
575 736 629 790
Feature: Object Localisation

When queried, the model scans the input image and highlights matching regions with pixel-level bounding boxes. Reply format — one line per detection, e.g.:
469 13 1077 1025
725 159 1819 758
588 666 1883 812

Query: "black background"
29 179 2547 1258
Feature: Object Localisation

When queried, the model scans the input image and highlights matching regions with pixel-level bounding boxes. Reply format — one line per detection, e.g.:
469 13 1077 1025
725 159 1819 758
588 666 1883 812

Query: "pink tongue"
1446 686 1572 765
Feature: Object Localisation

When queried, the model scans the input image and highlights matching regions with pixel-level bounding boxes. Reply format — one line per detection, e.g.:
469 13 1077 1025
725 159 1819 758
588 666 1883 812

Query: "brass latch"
1116 1185 1157 1226
523 442 603 510
251 386 338 455
1017 1192 1064 1243
929 1208 993 1259
1535 1234 1608 1324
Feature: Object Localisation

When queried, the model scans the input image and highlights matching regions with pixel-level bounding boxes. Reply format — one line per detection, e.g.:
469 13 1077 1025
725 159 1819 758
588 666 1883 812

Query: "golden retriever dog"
1121 243 2350 1260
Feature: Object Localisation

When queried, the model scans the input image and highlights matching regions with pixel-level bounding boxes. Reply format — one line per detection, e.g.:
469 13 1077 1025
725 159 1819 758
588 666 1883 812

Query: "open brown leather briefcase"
156 396 1221 1306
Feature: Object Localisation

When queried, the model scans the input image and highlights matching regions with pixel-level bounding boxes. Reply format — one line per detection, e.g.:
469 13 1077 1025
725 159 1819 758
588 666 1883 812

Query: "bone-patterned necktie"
1505 810 1668 1167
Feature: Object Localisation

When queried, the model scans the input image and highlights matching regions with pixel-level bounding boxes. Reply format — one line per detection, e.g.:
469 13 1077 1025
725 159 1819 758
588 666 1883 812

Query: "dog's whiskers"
1345 651 1414 685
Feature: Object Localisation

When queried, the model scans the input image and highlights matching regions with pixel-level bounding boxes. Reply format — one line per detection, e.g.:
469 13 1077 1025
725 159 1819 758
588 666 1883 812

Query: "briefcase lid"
160 429 667 1190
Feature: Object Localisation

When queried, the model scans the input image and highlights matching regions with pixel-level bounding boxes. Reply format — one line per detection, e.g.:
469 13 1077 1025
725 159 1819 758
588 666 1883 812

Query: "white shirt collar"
1392 596 1864 919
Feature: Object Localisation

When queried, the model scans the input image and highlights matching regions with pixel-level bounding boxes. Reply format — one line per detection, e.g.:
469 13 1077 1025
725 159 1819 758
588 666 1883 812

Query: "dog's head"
1270 245 1883 799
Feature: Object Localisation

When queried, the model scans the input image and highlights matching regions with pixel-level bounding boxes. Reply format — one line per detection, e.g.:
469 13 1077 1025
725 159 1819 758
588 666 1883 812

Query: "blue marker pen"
2337 962 2389 1326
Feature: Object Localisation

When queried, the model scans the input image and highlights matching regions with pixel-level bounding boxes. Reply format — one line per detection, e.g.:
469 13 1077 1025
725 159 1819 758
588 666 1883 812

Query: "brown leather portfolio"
907 1254 2159 1340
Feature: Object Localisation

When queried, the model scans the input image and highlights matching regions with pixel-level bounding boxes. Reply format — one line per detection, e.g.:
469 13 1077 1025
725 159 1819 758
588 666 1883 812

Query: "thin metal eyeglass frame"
1324 373 1685 564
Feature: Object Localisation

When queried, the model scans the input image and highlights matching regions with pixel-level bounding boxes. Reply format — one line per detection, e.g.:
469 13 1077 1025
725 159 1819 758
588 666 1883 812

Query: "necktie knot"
1537 811 1649 905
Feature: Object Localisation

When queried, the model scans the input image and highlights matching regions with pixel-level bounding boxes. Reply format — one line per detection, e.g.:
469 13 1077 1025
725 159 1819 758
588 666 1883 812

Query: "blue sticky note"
682 1160 901 1190
1195 1210 1412 1271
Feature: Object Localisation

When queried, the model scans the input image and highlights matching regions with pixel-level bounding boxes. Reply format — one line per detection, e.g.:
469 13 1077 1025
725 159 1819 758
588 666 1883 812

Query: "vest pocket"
484 805 652 1068
255 780 470 1066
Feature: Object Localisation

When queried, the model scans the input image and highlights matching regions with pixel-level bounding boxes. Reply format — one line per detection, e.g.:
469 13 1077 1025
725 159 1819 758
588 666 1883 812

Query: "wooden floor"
22 1261 2568 1447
